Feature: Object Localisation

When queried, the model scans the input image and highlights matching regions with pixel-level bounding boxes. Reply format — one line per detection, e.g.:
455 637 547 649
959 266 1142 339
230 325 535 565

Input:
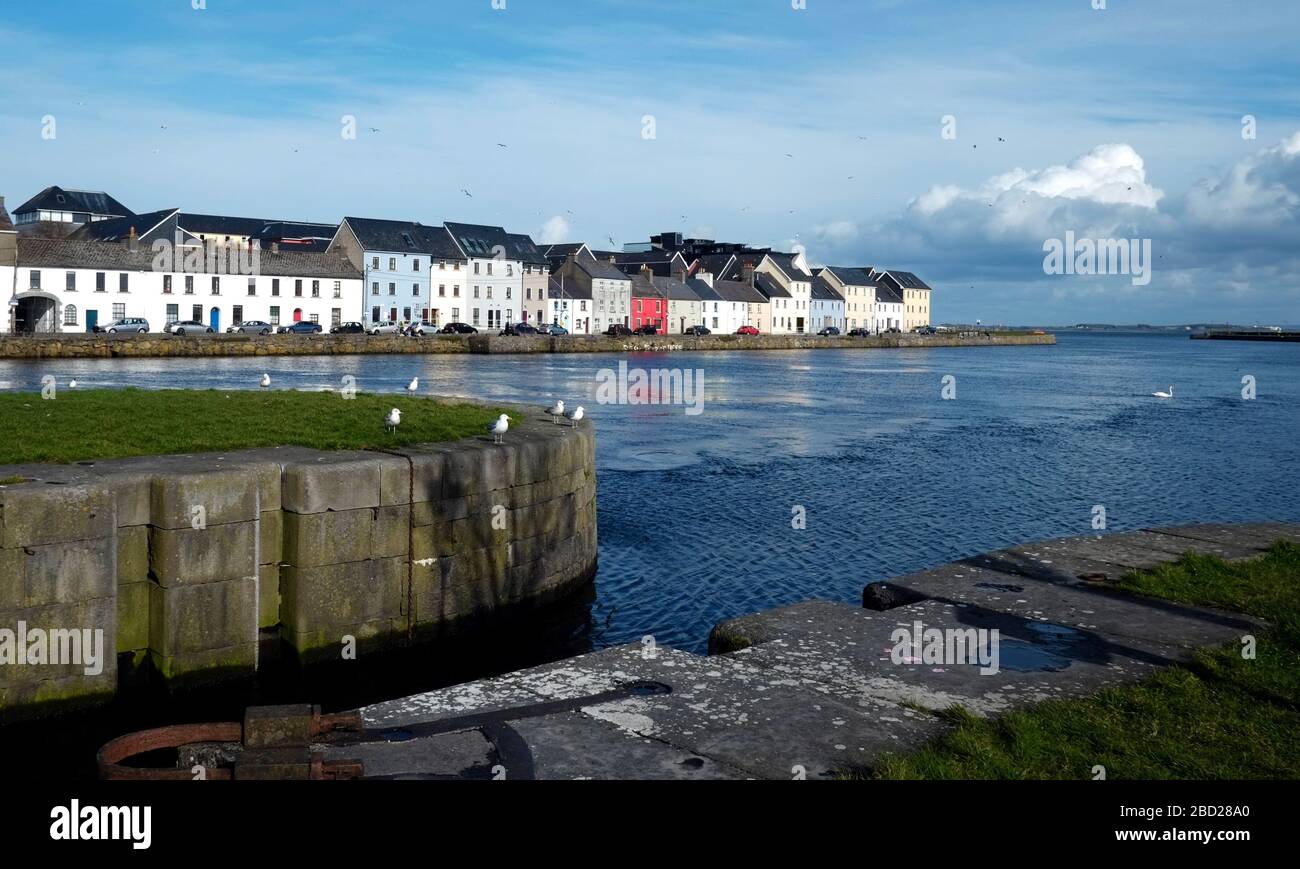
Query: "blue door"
86 310 98 333
209 307 220 332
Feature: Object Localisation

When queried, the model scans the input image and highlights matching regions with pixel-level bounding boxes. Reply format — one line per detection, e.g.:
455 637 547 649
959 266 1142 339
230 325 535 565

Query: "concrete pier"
328 523 1294 780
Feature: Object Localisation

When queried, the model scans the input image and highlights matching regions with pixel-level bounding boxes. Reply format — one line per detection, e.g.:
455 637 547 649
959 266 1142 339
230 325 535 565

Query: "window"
166 304 178 323
192 305 203 321
453 262 460 271
185 275 194 294
474 262 481 275
474 286 480 299
66 272 76 292
389 257 397 271
295 280 303 297
272 279 280 297
487 262 493 276
472 308 480 325
29 270 40 290
331 308 341 327
412 283 420 297
506 264 513 276
388 283 395 296
333 281 341 299
452 308 460 320
371 306 381 323
232 305 244 325
211 276 220 295
270 306 281 325
309 313 319 324
96 272 106 292
402 307 411 322
505 288 511 300
453 285 460 297
162 275 172 294
371 257 379 270
439 261 446 271
119 274 129 293
311 280 320 298
113 303 126 319
63 305 77 325
372 282 379 295
439 284 446 297
526 288 532 300
413 259 421 272
487 288 493 300
248 278 257 296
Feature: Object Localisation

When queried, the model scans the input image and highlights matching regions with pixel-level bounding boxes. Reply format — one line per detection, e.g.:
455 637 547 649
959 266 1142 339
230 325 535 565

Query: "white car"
370 321 401 335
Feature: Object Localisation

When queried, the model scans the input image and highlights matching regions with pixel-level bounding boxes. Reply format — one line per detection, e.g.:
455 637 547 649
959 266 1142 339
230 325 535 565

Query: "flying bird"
565 405 584 428
608 236 616 247
998 137 1006 142
489 413 510 444
785 153 794 158
385 407 402 432
546 399 565 424
369 127 381 133
1152 386 1174 399
260 373 271 388
461 189 473 198
407 377 419 392
497 143 508 148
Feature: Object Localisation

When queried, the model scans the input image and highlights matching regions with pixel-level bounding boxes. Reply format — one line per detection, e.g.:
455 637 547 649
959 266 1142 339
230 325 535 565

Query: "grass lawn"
867 542 1300 779
0 389 509 465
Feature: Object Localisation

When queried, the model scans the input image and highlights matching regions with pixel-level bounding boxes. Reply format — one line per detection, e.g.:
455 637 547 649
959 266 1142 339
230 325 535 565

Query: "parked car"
885 326 902 334
228 320 273 335
330 321 366 334
632 324 659 336
165 320 212 336
97 317 150 334
544 324 569 336
503 322 539 336
408 321 439 336
370 321 401 335
817 326 841 336
605 324 633 337
278 321 322 334
683 325 711 336
912 325 936 335
847 327 871 337
735 325 760 336
440 322 477 334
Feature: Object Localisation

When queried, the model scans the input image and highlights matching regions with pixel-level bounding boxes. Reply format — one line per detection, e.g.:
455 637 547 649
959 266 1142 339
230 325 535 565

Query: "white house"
331 217 463 327
871 270 905 332
755 251 813 334
817 266 877 332
548 276 593 334
9 236 362 334
444 222 529 332
553 252 631 334
708 277 765 333
810 276 846 333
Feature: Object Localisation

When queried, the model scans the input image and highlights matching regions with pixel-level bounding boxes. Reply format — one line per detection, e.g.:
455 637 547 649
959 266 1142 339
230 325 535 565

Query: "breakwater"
0 331 1054 359
0 412 597 722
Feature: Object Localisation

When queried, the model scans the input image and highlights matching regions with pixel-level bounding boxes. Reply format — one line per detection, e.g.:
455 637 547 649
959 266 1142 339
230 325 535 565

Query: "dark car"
605 324 633 337
543 324 570 336
912 325 936 335
503 322 539 336
278 321 323 334
683 325 711 336
847 327 871 337
632 324 659 336
885 326 902 334
817 326 841 336
440 322 477 334
330 321 366 334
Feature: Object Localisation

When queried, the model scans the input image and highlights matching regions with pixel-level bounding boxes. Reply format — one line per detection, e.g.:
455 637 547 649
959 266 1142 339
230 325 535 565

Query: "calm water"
2 333 1298 656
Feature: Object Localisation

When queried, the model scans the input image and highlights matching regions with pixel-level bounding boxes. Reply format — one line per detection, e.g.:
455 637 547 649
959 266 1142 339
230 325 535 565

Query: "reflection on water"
2 333 1299 657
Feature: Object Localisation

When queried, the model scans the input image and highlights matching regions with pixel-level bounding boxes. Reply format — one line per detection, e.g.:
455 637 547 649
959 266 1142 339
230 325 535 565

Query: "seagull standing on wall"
260 373 271 388
489 414 510 444
547 399 565 424
385 408 402 433
407 377 419 393
566 406 584 428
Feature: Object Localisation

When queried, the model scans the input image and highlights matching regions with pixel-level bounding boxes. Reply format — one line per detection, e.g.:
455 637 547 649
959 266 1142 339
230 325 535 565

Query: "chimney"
272 241 280 254
741 262 755 286
697 270 714 288
128 225 138 252
608 255 617 265
640 264 653 279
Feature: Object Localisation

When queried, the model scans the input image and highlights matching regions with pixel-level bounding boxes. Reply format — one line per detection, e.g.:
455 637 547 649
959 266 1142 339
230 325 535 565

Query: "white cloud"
538 215 571 245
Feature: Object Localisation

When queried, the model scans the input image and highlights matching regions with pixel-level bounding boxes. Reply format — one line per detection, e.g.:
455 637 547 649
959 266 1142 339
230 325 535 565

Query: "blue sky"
2 0 1298 324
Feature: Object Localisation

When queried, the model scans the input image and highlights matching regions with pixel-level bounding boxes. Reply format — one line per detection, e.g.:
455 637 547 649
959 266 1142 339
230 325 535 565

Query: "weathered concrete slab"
1147 522 1300 552
0 482 115 548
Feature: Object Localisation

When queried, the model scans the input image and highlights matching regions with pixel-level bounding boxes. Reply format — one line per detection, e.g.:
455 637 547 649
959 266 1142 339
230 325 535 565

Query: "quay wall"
0 413 597 721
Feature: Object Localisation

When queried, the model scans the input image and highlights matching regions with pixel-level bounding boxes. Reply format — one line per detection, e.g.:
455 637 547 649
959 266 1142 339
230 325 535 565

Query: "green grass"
866 542 1300 780
0 389 509 464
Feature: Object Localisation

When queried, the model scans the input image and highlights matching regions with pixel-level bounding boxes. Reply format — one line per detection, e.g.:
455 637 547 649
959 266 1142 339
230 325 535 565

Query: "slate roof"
17 237 362 279
685 278 724 303
820 266 876 286
13 187 133 220
71 209 189 245
712 279 769 304
342 218 464 259
811 276 846 302
765 251 811 282
877 269 932 291
873 280 904 305
505 232 549 265
444 222 528 260
578 258 630 282
754 272 791 300
549 275 592 300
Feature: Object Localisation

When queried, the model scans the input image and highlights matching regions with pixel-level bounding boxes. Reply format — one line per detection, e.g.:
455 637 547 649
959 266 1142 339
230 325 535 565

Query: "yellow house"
876 270 932 330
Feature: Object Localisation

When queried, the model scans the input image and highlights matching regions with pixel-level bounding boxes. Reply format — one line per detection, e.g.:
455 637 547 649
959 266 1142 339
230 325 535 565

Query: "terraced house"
816 266 877 332
875 269 932 331
331 217 463 327
553 251 630 333
444 222 535 331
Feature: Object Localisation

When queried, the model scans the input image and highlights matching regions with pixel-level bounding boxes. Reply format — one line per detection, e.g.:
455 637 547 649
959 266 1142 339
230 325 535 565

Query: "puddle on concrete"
996 621 1084 672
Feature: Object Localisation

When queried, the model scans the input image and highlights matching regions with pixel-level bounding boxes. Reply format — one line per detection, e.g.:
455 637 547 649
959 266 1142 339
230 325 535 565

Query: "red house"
631 268 667 332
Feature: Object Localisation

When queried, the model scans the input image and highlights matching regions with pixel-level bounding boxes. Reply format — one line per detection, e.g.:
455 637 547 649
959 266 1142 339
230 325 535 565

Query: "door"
86 310 98 333
294 308 304 323
209 307 220 332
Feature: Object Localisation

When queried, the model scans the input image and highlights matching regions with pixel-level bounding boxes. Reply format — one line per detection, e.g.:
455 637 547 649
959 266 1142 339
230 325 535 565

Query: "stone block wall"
0 412 597 721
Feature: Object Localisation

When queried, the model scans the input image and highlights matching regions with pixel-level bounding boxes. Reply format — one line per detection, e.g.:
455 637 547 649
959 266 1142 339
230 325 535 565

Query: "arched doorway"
293 308 303 323
209 307 221 332
13 292 61 334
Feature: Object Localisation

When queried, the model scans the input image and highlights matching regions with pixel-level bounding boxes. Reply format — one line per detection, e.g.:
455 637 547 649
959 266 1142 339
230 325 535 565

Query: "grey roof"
181 213 274 238
592 249 690 278
874 281 904 305
13 186 133 219
505 232 548 265
692 254 735 278
712 279 768 304
342 217 464 259
543 243 589 257
629 273 690 299
549 275 591 300
820 265 876 286
712 252 767 282
578 258 630 282
17 237 362 279
444 222 524 260
754 272 791 299
877 269 932 291
685 278 724 302
765 251 811 282
71 209 189 245
811 276 846 302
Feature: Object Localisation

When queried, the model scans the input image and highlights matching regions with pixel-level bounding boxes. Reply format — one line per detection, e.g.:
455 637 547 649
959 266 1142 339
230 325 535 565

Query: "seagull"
407 377 419 392
369 127 381 133
489 413 510 444
608 236 616 248
385 407 402 432
565 405 584 428
546 399 565 423
1152 386 1174 399
497 143 508 148
68 379 78 388
998 137 1006 142
461 189 473 198
785 153 794 158
260 373 271 388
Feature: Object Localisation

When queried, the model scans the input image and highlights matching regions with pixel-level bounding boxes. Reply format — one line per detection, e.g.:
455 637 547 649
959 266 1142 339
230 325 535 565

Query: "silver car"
228 320 274 335
370 321 401 335
100 317 150 334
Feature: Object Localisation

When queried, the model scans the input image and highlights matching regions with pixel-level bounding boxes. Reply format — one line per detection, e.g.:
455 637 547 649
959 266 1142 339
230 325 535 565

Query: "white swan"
260 373 271 388
1152 386 1174 399
384 408 401 432
489 414 510 444
546 399 565 424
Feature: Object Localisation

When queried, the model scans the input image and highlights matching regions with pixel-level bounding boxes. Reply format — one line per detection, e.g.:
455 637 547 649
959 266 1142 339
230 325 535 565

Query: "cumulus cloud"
538 215 571 245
